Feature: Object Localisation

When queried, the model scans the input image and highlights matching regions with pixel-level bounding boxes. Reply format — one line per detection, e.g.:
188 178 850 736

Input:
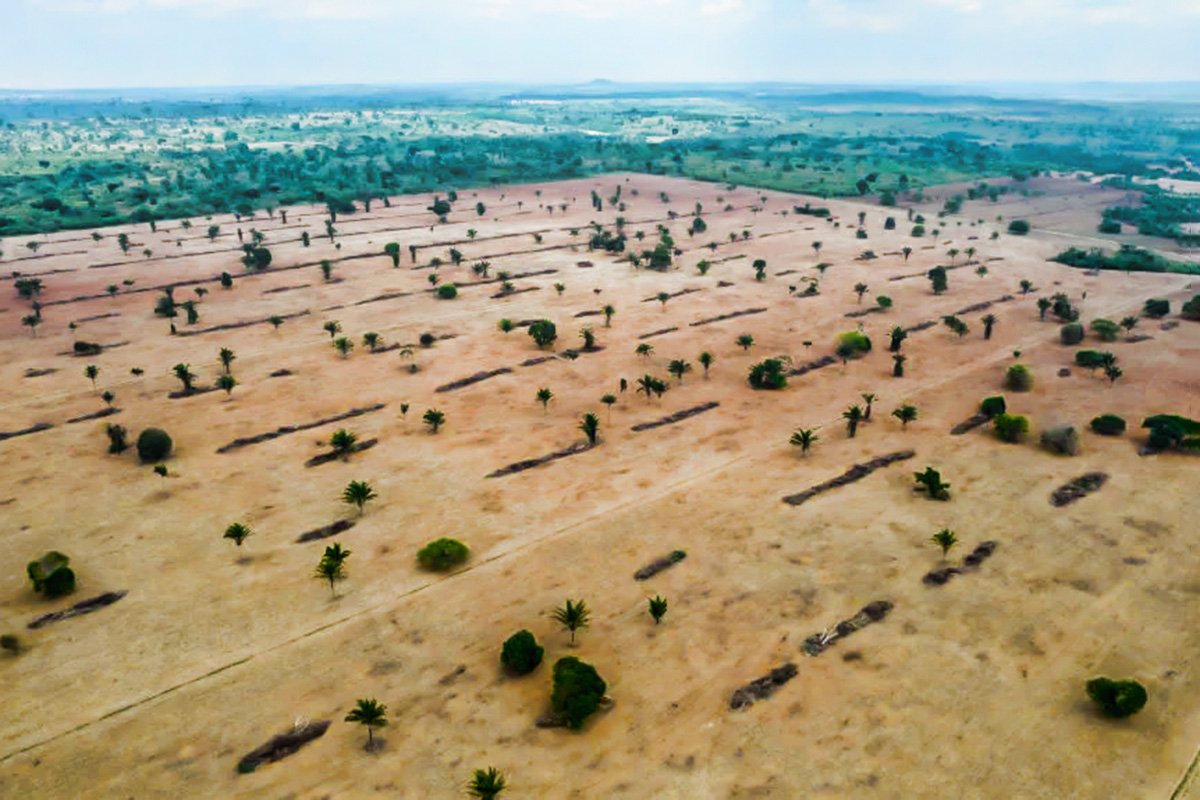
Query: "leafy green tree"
315 542 351 596
993 413 1030 443
698 351 714 377
892 404 918 428
736 334 755 352
982 314 997 340
172 363 196 393
657 291 671 310
417 538 470 571
843 404 864 437
500 630 543 676
424 408 446 433
342 481 376 514
384 242 401 267
345 698 387 750
931 528 958 558
928 266 948 294
580 412 600 446
553 599 591 645
333 337 354 358
789 427 818 456
667 359 691 383
224 522 252 547
467 767 507 799
854 282 869 303
84 364 100 390
323 320 341 339
1020 279 1034 295
218 347 236 374
21 315 40 337
528 320 557 349
498 318 514 334
216 374 237 396
101 390 115 408
1120 316 1138 333
602 305 615 327
361 332 381 352
636 343 654 359
1105 364 1123 385
1037 297 1052 321
551 657 607 730
648 595 668 624
330 429 358 456
1086 677 1147 718
913 467 951 500
536 387 554 412
600 393 617 420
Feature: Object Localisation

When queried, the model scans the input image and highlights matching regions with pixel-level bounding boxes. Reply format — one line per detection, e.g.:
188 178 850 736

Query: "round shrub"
416 537 469 571
980 396 1007 418
747 358 788 390
1060 323 1085 345
136 428 173 462
1090 414 1126 436
1086 677 1147 718
993 413 1030 443
551 656 607 730
500 630 544 676
1183 294 1200 321
1040 425 1080 456
1007 219 1031 235
419 332 436 347
528 319 558 349
836 331 872 359
436 283 458 300
27 551 76 599
1004 364 1033 392
1143 298 1170 319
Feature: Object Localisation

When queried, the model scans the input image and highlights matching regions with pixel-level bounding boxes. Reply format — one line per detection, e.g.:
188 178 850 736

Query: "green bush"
747 358 788 390
528 319 557 349
1075 350 1113 370
436 284 458 300
416 538 469 571
1090 319 1120 342
1090 414 1126 436
836 331 872 359
1040 425 1080 456
500 630 544 676
1007 219 1031 235
551 656 607 730
911 224 925 237
1004 364 1033 392
1183 294 1200 321
27 551 76 599
1142 414 1200 452
1143 298 1170 318
1086 677 1147 718
136 428 173 462
980 396 1007 417
1060 323 1084 345
1098 219 1122 234
419 332 436 347
993 413 1030 443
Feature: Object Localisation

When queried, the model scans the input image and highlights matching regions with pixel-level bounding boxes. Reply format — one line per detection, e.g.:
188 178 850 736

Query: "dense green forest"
2 86 1200 238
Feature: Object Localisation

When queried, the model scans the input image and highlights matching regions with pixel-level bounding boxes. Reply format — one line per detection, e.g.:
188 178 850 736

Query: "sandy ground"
1 174 1198 799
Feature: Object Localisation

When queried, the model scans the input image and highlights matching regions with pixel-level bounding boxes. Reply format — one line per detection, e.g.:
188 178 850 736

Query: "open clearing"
1 174 1198 798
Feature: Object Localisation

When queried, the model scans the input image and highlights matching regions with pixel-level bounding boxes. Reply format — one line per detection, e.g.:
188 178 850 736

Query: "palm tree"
22 315 40 336
268 315 284 331
947 248 960 265
536 387 553 412
323 320 341 339
1120 316 1138 333
315 542 351 596
172 363 196 393
1037 297 1051 321
218 347 236 374
657 291 670 310
216 374 237 397
861 393 877 421
600 393 617 420
467 767 507 799
636 343 654 359
667 359 691 383
892 354 907 377
344 698 387 750
579 327 596 351
789 427 819 456
84 364 100 390
333 337 354 358
648 595 668 624
698 351 714 378
892 404 918 428
843 404 864 438
224 522 252 547
580 412 600 446
552 598 590 645
854 283 869 303
736 334 754 352
362 332 381 351
330 429 358 456
1105 364 1123 385
965 246 977 263
342 481 376 515
101 390 115 408
498 318 515 334
423 408 446 433
901 246 912 262
602 304 615 327
811 241 822 257
931 529 958 558
636 374 658 402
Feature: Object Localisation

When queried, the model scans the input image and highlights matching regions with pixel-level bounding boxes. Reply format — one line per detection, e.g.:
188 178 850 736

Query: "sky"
4 0 1200 90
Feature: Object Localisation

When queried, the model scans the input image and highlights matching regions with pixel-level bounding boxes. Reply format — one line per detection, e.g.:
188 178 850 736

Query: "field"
1 174 1199 798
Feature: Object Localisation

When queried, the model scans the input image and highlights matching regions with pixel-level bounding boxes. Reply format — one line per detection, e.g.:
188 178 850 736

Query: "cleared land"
1 175 1198 798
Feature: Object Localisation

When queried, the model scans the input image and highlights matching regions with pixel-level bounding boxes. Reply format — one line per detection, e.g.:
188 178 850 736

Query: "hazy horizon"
6 0 1200 91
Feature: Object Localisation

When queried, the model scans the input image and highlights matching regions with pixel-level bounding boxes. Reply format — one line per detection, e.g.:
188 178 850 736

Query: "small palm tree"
892 404 918 429
224 522 252 547
602 304 615 327
344 698 387 751
216 373 237 396
648 595 668 624
579 327 596 351
553 598 590 645
789 427 819 456
698 351 714 378
636 374 658 402
172 363 196 393
667 359 691 383
861 393 877 421
330 429 357 456
467 767 507 799
931 529 958 558
580 412 600 446
333 337 354 358
498 318 514 334
268 315 284 331
423 408 446 433
600 393 617 420
901 246 912 261
736 334 754 351
323 320 341 338
854 282 869 303
316 542 352 596
536 387 554 412
218 347 236 374
84 364 100 390
636 343 654 359
342 481 376 515
362 332 381 351
843 404 864 438
982 314 997 340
